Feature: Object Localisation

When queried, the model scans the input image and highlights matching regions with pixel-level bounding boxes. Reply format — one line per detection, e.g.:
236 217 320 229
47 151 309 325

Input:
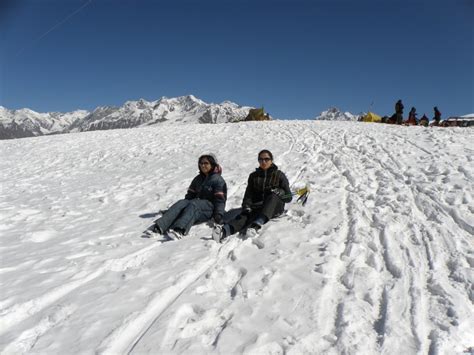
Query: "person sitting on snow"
151 154 227 240
212 149 292 242
406 107 418 125
419 114 429 127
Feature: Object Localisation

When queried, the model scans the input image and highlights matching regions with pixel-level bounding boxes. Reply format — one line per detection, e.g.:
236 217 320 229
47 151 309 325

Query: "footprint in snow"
160 304 233 351
25 230 58 243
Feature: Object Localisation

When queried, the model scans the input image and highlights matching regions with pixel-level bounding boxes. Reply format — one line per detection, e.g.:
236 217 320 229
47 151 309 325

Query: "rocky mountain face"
315 107 359 121
0 95 253 140
0 107 89 139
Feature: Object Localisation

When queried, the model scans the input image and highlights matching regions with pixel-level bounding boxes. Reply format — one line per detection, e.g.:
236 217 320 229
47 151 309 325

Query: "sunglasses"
258 157 272 162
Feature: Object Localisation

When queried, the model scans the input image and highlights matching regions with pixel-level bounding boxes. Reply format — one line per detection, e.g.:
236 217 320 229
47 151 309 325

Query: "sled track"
0 241 163 336
304 127 364 350
98 235 247 354
352 128 471 353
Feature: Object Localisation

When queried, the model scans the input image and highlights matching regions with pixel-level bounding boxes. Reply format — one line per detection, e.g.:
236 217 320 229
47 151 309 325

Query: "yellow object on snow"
362 112 382 123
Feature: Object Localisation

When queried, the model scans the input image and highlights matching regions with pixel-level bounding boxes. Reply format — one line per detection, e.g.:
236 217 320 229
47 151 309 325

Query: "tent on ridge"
361 112 382 123
245 107 271 121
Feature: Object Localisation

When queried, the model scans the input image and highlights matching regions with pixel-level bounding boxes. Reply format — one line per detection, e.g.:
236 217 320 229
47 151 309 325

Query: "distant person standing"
395 99 404 125
433 106 442 125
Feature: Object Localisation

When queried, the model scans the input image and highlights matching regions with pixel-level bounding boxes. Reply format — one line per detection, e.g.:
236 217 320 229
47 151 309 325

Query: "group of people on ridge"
382 100 442 126
149 150 292 243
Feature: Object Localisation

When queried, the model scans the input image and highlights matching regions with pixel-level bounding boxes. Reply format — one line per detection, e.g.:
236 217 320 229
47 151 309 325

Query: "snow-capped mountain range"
0 107 89 140
315 107 359 121
0 95 365 140
2 97 473 140
0 95 254 140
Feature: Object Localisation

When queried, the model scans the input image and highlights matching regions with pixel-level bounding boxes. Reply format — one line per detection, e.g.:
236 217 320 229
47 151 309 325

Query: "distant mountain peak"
315 107 358 121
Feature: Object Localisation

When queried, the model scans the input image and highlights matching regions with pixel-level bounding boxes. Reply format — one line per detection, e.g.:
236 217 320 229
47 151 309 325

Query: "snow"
0 121 473 354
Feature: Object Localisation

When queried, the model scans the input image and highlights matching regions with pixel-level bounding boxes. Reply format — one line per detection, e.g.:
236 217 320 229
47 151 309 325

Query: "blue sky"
1 0 473 118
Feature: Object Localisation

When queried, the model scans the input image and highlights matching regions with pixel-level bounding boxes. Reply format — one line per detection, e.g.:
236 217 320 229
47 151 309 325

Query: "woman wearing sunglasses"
151 154 227 240
213 149 291 242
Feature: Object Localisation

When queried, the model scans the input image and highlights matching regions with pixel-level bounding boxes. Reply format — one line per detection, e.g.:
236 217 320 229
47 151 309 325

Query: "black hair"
258 149 273 161
198 154 217 172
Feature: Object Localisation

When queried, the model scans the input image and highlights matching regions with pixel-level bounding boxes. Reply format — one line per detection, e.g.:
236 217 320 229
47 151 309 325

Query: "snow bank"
0 121 472 354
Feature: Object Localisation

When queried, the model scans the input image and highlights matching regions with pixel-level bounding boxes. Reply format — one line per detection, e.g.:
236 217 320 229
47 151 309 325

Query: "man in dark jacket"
432 106 442 125
213 150 292 242
395 99 404 125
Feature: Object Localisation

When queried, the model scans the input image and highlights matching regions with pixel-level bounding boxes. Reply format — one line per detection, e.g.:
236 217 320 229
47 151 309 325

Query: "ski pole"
279 185 310 206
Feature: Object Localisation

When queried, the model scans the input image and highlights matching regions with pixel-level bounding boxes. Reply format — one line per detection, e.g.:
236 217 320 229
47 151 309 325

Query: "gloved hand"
241 206 252 215
271 188 286 199
213 214 223 225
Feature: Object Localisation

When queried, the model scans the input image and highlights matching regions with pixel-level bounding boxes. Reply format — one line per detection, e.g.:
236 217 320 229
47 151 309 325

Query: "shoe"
250 216 265 230
245 227 259 238
167 229 184 240
249 222 263 231
152 224 164 234
212 225 223 242
142 224 163 238
212 224 230 243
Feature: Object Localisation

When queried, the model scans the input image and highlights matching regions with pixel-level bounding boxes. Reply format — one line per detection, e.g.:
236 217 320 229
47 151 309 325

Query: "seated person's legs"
213 210 255 242
214 194 285 242
258 193 285 223
154 199 191 234
171 199 214 236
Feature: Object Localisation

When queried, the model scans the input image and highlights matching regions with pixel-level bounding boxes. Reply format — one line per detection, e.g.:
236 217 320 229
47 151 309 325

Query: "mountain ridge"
0 95 255 139
1 97 369 140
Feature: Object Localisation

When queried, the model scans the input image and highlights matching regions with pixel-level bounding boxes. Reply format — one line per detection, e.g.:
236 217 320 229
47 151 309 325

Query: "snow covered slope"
0 121 472 354
0 96 253 139
315 107 359 121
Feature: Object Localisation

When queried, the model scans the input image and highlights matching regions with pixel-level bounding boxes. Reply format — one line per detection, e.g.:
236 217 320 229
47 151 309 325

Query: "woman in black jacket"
213 150 291 242
152 154 227 240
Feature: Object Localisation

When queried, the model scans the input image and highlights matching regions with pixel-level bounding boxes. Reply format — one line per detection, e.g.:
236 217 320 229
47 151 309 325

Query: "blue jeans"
155 199 214 235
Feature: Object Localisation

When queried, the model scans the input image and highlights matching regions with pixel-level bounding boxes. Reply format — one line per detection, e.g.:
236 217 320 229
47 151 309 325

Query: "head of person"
198 154 217 175
258 149 274 171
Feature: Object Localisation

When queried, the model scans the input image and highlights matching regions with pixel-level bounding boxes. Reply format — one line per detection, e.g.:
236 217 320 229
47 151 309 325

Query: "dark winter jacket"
242 164 292 209
395 101 404 114
185 172 227 219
